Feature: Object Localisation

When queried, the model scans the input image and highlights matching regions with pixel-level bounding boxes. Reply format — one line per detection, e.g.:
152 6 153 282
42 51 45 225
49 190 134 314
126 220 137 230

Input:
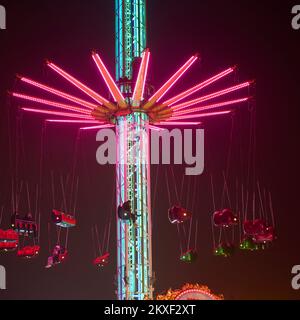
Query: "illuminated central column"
116 112 152 300
115 0 152 300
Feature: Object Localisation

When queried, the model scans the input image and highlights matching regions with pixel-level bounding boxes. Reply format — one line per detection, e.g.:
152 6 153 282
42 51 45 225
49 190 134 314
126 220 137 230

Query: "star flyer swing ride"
10 0 253 300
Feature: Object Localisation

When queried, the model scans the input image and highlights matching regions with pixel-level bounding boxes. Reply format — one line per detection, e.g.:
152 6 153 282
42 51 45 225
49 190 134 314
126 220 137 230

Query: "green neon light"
115 0 147 81
115 0 150 301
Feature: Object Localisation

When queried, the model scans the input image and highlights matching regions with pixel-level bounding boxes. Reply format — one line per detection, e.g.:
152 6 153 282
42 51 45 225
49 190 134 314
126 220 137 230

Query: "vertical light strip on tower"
115 0 152 300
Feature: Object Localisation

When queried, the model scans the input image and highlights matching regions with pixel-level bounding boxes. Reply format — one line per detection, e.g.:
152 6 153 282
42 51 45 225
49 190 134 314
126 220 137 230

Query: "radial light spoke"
155 121 201 126
163 66 236 106
80 124 114 130
171 110 232 120
46 119 101 124
172 81 252 112
19 76 98 110
12 92 91 115
47 61 117 111
173 97 250 117
132 49 150 107
143 55 199 110
22 107 95 119
92 52 127 108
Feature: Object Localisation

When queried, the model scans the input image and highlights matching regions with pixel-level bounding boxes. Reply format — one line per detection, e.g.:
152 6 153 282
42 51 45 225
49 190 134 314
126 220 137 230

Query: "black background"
0 0 299 300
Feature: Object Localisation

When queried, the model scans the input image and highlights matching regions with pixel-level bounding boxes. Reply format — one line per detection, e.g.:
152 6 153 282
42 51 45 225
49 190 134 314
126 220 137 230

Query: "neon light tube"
46 119 101 124
19 76 98 110
132 49 150 106
155 121 201 126
173 97 250 117
12 92 91 115
171 110 232 120
149 125 167 131
47 61 117 111
92 52 127 108
143 55 198 110
172 81 252 112
80 124 114 130
22 107 95 119
163 67 235 106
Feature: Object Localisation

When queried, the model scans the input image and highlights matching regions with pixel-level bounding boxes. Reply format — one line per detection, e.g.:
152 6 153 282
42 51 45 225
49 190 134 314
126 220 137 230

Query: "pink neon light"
46 119 101 124
155 121 201 126
47 62 114 109
80 124 114 130
22 107 95 119
12 93 91 115
173 97 249 117
20 77 97 110
172 81 251 112
163 67 235 106
92 53 126 105
140 50 150 101
149 125 165 131
145 55 198 108
132 49 151 104
171 110 232 120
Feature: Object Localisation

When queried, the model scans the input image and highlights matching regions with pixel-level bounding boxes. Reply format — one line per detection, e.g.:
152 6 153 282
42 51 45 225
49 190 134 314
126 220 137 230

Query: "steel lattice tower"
115 0 153 300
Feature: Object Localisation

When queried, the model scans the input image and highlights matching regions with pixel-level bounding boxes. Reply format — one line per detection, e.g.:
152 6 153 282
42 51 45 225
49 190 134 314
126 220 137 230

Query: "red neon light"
132 49 151 106
92 52 127 108
171 110 232 120
172 81 251 112
47 61 116 111
12 92 91 115
20 77 98 110
163 67 235 106
155 121 201 126
80 124 114 130
22 107 95 119
46 119 101 124
173 97 250 117
144 55 198 109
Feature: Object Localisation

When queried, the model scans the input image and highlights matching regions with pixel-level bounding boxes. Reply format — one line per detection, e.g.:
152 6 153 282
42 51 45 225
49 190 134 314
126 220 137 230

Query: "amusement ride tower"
115 0 152 300
10 0 252 301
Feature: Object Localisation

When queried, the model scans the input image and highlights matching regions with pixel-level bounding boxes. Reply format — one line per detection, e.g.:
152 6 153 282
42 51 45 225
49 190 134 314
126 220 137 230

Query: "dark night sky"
0 0 300 300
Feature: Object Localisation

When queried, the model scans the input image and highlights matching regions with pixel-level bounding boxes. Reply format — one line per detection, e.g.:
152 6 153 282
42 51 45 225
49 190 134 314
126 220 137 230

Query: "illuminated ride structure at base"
156 283 223 300
10 0 253 300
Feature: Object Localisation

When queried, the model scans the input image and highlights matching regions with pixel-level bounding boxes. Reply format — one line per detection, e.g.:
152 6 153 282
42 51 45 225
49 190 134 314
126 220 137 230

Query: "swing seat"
0 241 18 252
0 229 19 243
213 209 238 227
239 237 259 251
52 210 76 228
168 205 191 224
243 219 267 236
214 243 235 258
180 249 198 263
45 256 54 269
94 252 110 267
17 245 40 258
253 226 276 244
45 246 68 268
118 201 135 223
11 214 38 237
